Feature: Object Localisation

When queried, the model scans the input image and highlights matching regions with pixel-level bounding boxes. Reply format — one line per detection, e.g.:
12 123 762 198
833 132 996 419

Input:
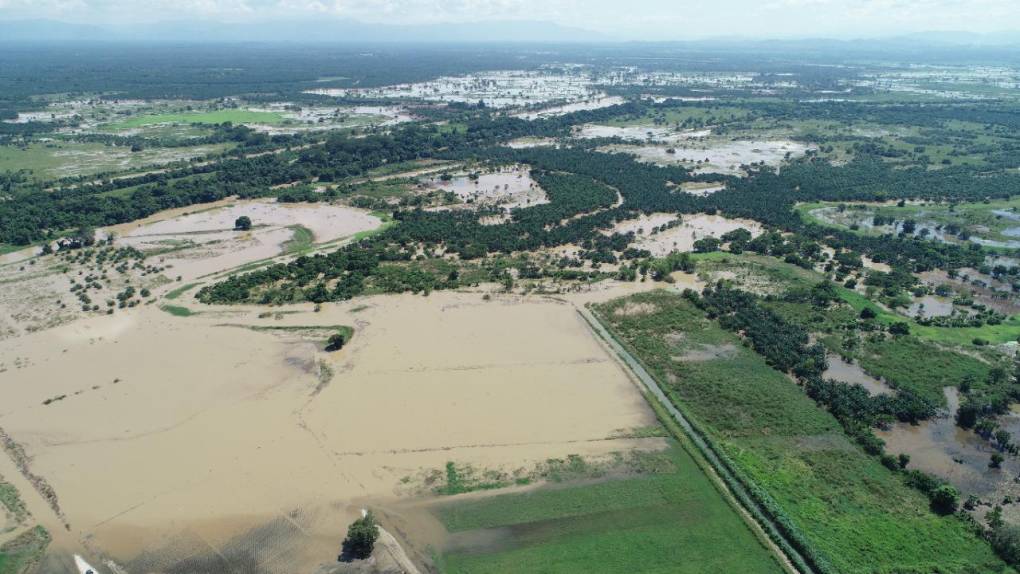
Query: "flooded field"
608 213 763 256
575 124 711 143
907 295 955 319
878 388 1020 502
117 200 381 280
0 290 661 572
307 70 596 109
421 165 547 214
0 200 381 339
603 139 811 176
249 104 413 134
515 96 625 119
823 354 893 396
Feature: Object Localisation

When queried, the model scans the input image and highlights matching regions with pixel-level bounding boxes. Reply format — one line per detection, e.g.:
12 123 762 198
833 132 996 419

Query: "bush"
930 484 960 515
341 511 379 560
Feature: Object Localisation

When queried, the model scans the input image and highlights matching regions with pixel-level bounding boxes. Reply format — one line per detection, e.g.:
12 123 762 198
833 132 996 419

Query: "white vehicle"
74 554 99 574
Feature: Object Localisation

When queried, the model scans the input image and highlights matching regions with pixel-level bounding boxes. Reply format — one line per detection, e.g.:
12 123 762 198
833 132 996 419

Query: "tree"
74 225 96 247
930 484 960 515
341 511 379 561
859 307 877 320
888 322 910 336
991 452 1005 469
693 237 721 253
234 216 252 231
326 332 347 351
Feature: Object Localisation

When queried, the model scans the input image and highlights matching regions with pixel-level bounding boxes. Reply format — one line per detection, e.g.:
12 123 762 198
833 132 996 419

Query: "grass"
835 285 1020 345
0 482 26 524
164 282 199 300
103 109 286 130
594 290 1011 574
159 304 197 317
0 526 50 574
282 225 314 254
435 442 785 574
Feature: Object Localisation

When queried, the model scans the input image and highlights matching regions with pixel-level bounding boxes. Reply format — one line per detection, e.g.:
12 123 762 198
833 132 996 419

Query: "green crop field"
435 442 785 574
103 109 286 130
0 141 232 180
595 290 1011 574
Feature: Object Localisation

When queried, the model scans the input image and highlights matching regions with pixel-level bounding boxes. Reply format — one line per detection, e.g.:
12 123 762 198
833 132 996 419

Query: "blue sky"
1 0 1018 40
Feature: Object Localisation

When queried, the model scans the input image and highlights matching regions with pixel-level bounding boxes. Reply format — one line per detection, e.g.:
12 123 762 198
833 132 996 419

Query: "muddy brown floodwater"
823 355 893 396
878 388 1020 502
0 288 663 573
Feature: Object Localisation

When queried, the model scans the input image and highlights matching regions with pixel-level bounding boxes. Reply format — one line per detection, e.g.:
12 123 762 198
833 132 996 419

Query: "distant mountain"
0 18 610 43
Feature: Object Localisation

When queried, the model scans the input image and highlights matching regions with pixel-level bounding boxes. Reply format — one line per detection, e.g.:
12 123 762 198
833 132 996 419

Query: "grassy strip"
164 282 199 300
0 482 26 524
159 304 197 317
282 225 315 254
103 109 286 130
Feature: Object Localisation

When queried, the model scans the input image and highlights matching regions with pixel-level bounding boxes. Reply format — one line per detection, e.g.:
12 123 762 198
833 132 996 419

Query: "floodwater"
878 387 1020 500
575 124 711 143
117 200 381 280
516 96 625 120
602 139 811 176
823 354 893 396
0 290 661 572
422 165 547 212
906 295 954 319
307 71 596 109
608 213 764 257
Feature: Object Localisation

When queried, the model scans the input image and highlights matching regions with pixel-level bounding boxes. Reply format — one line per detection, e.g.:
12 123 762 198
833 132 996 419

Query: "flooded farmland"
608 213 764 256
0 289 662 572
421 165 548 213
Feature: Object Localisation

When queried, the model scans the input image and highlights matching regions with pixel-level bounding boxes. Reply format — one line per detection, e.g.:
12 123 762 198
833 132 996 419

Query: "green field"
595 290 1011 574
103 109 286 130
0 141 232 180
435 442 785 574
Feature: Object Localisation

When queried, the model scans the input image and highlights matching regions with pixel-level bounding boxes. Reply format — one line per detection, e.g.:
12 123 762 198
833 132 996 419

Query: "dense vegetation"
596 291 1010 574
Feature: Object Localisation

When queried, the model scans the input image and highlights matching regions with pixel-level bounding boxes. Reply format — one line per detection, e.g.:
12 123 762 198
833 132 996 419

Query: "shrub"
341 511 379 560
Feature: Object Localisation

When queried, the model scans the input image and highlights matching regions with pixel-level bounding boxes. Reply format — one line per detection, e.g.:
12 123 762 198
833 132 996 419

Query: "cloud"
0 0 1017 39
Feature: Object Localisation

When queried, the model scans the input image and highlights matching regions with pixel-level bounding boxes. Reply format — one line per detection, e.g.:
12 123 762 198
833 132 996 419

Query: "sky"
0 0 1018 41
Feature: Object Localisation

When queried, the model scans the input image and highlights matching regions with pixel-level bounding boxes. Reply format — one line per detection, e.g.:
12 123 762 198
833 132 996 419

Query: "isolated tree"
326 332 347 351
991 453 1005 469
234 216 252 231
341 511 379 561
859 307 877 320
